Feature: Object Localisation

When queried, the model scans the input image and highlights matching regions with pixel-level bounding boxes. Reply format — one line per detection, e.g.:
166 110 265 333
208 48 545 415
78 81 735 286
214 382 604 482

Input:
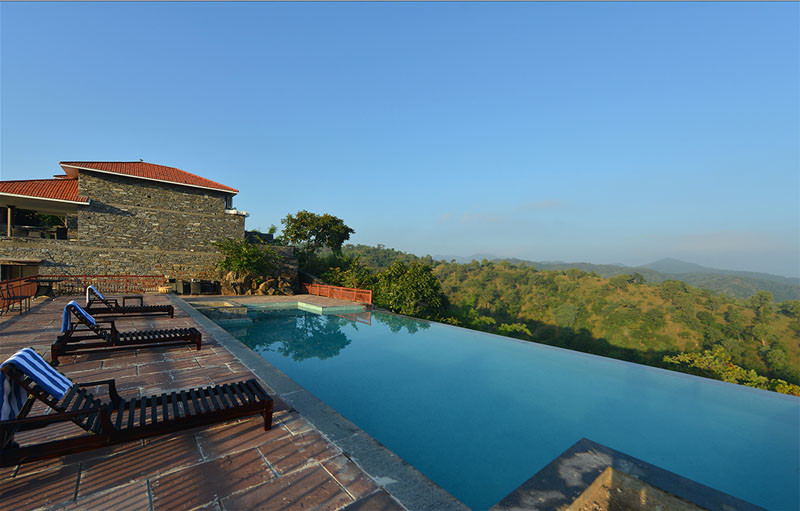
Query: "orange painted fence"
0 276 37 314
38 274 166 295
302 283 372 304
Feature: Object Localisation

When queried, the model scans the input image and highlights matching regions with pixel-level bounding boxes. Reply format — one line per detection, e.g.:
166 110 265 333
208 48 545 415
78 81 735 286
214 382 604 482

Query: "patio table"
26 277 64 298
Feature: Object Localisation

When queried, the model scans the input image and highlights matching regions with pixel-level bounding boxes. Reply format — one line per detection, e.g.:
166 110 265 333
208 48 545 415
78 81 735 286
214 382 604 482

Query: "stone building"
0 161 268 281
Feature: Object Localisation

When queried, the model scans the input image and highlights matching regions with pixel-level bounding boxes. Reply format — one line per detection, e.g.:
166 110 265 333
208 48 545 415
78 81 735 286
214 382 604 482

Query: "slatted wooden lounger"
51 302 201 364
84 286 174 318
0 355 273 467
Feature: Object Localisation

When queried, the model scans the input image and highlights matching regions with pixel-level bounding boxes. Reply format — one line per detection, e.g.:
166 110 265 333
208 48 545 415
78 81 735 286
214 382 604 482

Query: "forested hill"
336 244 800 389
526 259 800 302
342 245 800 301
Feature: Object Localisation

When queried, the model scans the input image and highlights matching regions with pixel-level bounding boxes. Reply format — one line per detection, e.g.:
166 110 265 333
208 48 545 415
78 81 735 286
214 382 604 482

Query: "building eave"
60 164 239 196
0 192 90 206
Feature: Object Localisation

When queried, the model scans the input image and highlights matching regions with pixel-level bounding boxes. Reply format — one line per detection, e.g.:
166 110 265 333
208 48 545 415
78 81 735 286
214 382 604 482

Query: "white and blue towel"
62 300 96 333
86 285 105 306
0 348 73 421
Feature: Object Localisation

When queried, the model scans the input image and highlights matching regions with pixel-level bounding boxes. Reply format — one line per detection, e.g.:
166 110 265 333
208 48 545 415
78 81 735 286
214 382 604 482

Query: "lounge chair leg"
50 343 60 365
263 402 273 431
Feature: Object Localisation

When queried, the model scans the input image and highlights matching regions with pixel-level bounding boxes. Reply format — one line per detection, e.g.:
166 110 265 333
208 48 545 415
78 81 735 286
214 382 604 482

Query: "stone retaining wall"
0 239 298 284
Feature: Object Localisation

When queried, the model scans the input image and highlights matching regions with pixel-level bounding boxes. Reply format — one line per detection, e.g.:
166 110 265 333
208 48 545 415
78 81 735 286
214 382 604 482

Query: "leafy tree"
777 300 800 318
748 290 774 320
553 303 580 328
663 347 799 396
281 210 354 262
322 256 376 289
659 280 688 304
498 322 533 338
374 261 445 318
566 268 588 281
751 323 775 348
213 237 278 277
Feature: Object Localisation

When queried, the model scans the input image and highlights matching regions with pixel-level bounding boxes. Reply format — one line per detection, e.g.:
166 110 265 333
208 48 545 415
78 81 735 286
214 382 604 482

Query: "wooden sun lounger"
85 287 174 318
51 303 201 364
0 363 273 467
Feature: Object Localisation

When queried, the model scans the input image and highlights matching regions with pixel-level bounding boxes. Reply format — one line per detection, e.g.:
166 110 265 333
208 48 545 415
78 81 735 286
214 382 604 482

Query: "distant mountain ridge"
641 258 799 285
504 257 799 301
352 246 799 301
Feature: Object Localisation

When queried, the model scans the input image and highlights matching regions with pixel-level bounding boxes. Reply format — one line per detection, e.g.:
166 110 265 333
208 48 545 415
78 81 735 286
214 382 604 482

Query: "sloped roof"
59 161 238 194
0 178 89 204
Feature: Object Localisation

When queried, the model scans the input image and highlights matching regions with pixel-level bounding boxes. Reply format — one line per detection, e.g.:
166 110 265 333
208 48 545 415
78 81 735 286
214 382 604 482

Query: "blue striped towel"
62 300 96 333
1 348 73 421
86 285 105 305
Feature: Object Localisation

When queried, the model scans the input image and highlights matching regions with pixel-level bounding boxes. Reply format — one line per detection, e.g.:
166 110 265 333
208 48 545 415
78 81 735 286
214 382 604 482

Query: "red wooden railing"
302 283 372 304
0 276 37 313
39 274 166 295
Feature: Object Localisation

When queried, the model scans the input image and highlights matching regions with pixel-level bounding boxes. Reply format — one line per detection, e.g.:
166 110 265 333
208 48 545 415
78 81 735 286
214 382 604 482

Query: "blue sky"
2 2 798 277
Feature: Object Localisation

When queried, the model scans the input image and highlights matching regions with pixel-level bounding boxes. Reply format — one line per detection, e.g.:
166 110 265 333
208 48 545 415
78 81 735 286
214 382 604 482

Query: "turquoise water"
223 310 800 510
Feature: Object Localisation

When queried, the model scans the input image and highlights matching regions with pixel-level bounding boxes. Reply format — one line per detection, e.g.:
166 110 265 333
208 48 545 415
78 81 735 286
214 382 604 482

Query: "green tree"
213 237 278 277
748 290 774 320
374 261 445 318
281 210 355 262
553 303 580 328
659 280 688 304
498 322 533 338
777 300 800 318
663 347 799 396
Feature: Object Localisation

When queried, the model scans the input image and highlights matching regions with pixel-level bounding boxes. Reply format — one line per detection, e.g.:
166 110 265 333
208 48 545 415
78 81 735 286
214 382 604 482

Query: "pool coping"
170 294 469 511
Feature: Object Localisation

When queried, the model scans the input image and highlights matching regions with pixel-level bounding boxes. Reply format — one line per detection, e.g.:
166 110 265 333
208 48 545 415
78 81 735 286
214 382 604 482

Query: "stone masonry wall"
0 239 298 285
0 170 299 284
77 171 243 251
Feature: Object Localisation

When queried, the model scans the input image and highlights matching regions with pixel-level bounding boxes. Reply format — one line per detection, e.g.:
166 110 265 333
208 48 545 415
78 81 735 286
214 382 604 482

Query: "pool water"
222 310 800 510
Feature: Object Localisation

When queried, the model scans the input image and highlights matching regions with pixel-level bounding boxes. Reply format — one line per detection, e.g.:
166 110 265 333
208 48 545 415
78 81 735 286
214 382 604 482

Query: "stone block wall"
76 171 243 251
0 170 299 284
0 238 299 285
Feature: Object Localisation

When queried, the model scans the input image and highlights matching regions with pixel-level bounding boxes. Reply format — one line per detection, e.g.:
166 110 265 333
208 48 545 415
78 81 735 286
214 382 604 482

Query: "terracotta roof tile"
59 161 238 193
0 178 88 203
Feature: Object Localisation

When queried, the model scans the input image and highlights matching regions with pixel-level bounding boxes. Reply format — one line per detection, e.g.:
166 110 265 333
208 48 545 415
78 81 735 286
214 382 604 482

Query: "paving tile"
341 490 405 511
57 359 104 373
258 430 339 475
323 455 379 500
64 365 138 381
14 420 87 447
63 480 150 511
278 412 315 435
152 448 274 511
99 353 145 369
15 440 142 478
0 463 80 511
138 359 202 375
220 464 354 511
78 434 203 497
195 417 291 460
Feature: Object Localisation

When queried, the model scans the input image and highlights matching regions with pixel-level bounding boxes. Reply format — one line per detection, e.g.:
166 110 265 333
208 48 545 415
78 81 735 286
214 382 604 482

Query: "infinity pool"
220 310 799 510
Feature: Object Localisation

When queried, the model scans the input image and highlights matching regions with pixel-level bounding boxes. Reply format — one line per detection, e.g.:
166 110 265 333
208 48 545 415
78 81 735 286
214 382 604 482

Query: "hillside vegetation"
331 244 800 394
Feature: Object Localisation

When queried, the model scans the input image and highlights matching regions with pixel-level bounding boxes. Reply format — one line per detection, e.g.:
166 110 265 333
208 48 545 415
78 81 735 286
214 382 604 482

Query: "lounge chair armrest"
77 379 121 405
0 406 104 426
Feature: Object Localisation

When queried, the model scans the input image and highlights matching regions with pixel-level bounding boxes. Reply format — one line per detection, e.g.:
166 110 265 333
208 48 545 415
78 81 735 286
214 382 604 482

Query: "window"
224 196 233 209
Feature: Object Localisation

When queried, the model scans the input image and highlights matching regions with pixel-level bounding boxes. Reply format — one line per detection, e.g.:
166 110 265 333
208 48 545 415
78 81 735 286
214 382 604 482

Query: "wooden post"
6 206 13 237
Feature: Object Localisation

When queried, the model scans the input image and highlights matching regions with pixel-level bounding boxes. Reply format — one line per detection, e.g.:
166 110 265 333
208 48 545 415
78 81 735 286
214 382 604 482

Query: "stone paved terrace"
0 294 406 511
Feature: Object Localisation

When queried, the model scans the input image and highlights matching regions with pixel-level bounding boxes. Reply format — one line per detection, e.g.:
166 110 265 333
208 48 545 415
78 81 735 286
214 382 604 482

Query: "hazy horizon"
2 3 797 278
